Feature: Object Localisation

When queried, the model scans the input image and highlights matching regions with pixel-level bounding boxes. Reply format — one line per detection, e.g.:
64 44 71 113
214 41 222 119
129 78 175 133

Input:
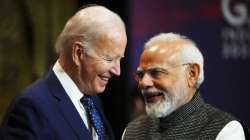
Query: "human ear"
72 42 84 66
187 63 200 88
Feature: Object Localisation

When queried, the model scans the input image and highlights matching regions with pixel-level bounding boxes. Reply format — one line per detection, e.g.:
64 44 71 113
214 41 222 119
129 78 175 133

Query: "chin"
145 97 176 118
95 87 106 94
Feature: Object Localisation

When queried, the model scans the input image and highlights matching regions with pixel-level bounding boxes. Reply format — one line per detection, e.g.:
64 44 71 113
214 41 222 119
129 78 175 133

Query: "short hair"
144 33 204 88
55 5 125 53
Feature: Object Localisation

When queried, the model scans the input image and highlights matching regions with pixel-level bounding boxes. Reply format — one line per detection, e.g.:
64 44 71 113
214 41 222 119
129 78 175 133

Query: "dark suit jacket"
1 70 115 140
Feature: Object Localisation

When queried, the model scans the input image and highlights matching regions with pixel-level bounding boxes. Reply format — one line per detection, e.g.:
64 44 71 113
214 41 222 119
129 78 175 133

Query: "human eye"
101 55 113 62
104 57 113 62
149 68 168 78
135 70 144 79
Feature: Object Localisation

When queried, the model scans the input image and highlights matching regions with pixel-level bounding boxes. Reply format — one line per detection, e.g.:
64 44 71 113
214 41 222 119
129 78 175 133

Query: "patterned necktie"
80 95 107 140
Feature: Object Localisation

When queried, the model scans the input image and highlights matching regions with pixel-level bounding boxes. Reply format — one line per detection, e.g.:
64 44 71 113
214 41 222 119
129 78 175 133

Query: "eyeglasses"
134 63 190 81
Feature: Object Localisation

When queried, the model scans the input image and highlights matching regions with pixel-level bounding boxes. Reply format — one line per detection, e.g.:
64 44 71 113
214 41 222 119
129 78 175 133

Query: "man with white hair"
122 33 248 140
2 5 127 140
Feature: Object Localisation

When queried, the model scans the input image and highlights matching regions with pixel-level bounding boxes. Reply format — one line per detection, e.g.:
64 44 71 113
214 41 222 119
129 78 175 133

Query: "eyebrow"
136 66 164 71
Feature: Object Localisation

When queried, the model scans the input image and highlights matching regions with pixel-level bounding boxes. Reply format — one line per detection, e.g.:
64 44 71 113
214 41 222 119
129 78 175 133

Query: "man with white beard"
122 33 248 140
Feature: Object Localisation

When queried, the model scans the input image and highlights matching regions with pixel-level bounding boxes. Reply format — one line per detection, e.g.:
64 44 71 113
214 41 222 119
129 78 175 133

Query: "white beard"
143 86 187 118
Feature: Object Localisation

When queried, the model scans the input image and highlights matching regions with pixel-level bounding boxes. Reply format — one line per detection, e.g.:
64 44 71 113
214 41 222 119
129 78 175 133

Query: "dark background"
0 0 249 139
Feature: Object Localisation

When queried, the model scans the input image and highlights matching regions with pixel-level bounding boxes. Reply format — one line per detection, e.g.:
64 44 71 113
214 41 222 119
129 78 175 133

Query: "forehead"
91 29 127 57
139 41 188 69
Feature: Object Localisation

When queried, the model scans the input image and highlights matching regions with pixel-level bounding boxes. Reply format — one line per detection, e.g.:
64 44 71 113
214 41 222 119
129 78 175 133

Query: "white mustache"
141 88 166 96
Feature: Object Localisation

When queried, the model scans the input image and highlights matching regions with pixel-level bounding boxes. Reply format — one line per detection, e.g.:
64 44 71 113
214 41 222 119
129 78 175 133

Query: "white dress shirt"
215 120 245 140
53 61 99 140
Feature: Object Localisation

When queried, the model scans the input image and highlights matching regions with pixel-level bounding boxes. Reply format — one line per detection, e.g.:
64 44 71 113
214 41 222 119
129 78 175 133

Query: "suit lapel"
45 70 92 140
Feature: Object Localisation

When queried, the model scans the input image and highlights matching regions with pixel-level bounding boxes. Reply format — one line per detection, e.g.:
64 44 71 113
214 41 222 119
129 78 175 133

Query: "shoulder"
203 106 248 140
1 76 57 139
203 104 236 123
123 115 158 140
16 71 55 105
4 75 53 122
125 114 156 133
5 77 49 117
195 103 238 138
22 77 49 98
127 115 152 126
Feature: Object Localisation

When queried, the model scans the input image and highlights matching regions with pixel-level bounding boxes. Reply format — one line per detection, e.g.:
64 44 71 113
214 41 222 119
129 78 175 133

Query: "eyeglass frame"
134 63 191 82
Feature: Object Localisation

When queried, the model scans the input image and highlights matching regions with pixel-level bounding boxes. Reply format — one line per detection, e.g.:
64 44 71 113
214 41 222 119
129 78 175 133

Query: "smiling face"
58 6 128 95
78 30 127 95
137 43 190 118
62 29 127 96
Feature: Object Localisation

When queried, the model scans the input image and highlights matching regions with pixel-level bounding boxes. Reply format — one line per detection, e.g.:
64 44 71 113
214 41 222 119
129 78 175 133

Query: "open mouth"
99 76 109 81
98 75 110 85
144 92 164 103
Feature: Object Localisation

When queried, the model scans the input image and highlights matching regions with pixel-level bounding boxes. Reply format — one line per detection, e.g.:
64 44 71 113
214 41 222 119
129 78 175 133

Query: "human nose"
110 60 121 76
138 73 154 89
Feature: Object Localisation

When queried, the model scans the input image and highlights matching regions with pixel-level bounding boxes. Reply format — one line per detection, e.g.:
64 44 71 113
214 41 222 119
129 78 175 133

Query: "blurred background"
0 0 250 139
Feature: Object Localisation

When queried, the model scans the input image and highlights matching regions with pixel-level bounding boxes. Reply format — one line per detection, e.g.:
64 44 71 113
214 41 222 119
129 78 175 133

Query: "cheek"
155 78 180 94
93 62 111 74
154 79 171 92
170 78 188 99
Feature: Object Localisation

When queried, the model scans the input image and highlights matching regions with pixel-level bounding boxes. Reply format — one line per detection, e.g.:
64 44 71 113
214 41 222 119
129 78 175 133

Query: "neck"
186 87 197 103
58 56 88 94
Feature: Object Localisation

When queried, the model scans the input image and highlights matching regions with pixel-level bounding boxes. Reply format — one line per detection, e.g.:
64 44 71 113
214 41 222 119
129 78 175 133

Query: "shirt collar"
52 61 84 103
159 92 204 128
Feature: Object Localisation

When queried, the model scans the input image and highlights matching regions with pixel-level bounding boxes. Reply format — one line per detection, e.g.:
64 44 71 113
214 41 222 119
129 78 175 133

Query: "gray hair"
55 5 125 53
144 33 204 88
